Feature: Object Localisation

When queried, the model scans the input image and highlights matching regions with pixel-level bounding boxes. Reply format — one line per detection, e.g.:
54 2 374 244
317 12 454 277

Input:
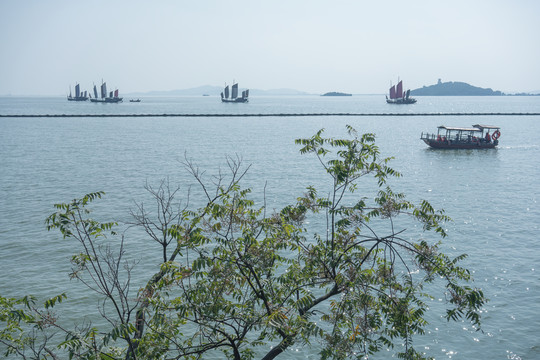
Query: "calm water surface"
1 95 539 359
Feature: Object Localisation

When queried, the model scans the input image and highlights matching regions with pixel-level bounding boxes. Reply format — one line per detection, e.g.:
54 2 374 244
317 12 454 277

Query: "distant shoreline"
2 90 539 98
2 112 539 118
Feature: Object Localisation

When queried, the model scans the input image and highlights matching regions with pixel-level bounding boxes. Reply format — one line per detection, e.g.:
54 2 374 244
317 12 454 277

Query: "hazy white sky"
1 0 539 95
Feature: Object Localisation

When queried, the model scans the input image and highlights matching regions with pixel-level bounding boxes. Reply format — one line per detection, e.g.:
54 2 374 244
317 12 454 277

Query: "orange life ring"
492 130 501 140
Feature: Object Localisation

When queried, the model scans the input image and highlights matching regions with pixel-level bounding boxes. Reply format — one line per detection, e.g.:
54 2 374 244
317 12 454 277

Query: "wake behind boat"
386 79 416 104
221 82 249 103
421 124 501 149
90 81 123 103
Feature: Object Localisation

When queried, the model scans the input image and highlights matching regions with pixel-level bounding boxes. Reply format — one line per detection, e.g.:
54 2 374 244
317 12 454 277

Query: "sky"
1 0 539 96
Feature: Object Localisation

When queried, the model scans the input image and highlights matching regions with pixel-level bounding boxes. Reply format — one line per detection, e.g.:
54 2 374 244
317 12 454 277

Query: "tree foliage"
0 126 487 360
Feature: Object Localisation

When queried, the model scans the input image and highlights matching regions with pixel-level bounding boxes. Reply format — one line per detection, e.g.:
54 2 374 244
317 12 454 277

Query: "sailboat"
386 79 416 104
67 83 89 101
90 81 123 103
221 82 249 103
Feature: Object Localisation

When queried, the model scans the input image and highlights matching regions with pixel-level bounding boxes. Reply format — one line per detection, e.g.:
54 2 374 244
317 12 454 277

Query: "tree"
1 126 486 360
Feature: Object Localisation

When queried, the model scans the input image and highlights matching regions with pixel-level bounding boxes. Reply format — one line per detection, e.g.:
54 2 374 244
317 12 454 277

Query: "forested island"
322 91 352 96
410 79 503 96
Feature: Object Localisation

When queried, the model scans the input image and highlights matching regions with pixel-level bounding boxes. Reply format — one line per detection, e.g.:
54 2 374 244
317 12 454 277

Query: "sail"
101 82 107 99
224 85 230 99
245 89 249 98
75 84 80 98
396 81 403 99
114 89 119 98
109 91 113 98
389 85 396 99
231 83 238 99
406 89 410 99
93 85 98 99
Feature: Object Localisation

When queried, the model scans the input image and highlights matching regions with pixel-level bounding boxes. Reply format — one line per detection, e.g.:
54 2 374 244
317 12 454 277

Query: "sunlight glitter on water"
1 95 540 359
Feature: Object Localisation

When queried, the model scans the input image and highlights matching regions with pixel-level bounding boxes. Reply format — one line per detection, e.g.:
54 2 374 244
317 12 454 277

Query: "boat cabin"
421 124 501 149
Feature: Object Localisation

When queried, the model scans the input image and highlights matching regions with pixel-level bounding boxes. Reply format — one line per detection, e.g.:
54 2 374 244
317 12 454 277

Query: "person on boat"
485 132 491 143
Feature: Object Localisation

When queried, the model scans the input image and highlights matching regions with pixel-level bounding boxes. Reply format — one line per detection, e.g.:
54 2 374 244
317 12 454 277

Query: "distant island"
410 79 503 96
506 92 540 96
321 92 352 96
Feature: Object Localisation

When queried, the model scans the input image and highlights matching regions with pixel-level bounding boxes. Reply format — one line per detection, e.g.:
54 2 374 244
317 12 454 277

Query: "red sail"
396 81 403 99
114 89 119 98
389 85 396 99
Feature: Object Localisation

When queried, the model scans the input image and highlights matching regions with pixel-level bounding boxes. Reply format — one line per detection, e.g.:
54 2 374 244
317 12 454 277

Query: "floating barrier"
1 112 539 118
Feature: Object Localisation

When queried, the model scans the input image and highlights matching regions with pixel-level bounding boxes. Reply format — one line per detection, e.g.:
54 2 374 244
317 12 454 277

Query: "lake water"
1 95 539 359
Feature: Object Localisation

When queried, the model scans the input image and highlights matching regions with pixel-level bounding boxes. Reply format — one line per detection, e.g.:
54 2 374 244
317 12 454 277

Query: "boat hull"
90 97 123 103
422 139 498 149
221 98 248 103
386 98 417 104
67 97 89 101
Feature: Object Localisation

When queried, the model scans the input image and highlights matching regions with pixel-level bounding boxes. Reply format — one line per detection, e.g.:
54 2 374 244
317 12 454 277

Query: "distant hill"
410 79 503 96
126 85 309 97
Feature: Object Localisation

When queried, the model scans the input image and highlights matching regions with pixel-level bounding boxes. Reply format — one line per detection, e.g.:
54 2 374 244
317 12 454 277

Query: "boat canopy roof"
437 124 500 132
473 124 500 130
437 126 481 132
